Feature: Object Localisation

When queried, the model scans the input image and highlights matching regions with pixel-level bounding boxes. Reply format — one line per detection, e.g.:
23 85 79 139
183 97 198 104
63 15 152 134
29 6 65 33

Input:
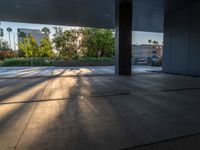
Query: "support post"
115 0 133 75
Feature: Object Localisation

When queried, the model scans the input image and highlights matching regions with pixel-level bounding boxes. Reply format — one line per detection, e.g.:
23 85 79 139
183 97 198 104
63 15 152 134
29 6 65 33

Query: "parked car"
151 56 162 66
133 57 149 65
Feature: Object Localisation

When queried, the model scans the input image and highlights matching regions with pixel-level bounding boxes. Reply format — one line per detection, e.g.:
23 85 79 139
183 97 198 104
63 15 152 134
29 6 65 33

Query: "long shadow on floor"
4 74 200 150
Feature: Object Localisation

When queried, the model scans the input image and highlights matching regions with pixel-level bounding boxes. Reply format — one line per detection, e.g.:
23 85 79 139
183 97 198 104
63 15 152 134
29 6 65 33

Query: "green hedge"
0 60 3 66
0 58 55 66
78 56 114 63
0 57 114 67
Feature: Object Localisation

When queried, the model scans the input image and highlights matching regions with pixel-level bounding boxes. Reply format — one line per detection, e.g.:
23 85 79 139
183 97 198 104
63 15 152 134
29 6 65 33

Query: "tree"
18 34 54 58
148 39 152 44
18 34 39 58
81 28 115 58
39 37 54 58
40 27 54 58
18 31 26 41
52 27 115 60
18 31 27 56
152 40 159 45
148 39 159 46
52 27 64 52
53 27 81 60
6 27 12 49
42 27 51 38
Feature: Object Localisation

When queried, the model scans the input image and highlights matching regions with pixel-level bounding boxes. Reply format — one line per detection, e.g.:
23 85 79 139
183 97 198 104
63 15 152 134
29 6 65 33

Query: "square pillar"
115 0 133 75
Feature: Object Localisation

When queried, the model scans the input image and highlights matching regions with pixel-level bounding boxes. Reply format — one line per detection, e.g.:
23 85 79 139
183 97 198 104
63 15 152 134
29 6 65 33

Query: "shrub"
0 60 3 66
1 57 114 67
0 50 17 60
79 56 114 63
1 58 55 66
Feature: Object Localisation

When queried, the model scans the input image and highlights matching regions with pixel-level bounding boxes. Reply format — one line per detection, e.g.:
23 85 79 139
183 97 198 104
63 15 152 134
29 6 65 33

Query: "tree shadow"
13 75 143 150
3 73 200 150
0 78 49 103
0 80 48 150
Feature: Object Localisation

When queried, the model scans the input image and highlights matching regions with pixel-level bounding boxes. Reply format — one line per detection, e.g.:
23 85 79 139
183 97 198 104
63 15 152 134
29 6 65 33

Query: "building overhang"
0 0 198 32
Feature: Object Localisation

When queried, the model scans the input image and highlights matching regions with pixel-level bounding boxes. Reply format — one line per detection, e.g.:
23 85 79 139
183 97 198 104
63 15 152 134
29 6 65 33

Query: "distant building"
17 28 45 45
132 44 163 65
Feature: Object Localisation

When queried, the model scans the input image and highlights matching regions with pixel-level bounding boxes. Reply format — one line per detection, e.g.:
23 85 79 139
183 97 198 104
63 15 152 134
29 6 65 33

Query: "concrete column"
115 0 133 75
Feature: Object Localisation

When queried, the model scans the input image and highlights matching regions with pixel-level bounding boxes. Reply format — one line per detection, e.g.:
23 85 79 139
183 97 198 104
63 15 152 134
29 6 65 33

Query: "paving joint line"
13 79 49 150
121 132 200 150
1 87 200 105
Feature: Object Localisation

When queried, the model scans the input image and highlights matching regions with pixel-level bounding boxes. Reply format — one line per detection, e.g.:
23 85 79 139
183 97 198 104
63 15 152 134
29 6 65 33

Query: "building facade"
17 28 45 45
132 44 163 65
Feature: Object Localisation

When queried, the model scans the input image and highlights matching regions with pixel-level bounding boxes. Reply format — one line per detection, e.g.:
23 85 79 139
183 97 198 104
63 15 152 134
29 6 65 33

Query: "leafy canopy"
18 34 54 58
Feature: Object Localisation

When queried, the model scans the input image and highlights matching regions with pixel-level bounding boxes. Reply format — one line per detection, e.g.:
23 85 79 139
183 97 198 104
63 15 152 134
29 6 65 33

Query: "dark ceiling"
0 0 198 32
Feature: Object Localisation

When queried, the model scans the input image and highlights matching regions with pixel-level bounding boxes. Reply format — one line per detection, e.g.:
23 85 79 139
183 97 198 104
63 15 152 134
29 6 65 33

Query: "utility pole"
8 32 11 48
7 27 12 49
13 34 16 50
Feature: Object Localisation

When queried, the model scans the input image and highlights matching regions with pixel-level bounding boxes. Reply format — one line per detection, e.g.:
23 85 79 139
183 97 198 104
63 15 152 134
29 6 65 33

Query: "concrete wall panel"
170 34 189 74
163 35 171 72
163 1 200 76
188 31 200 75
191 3 200 32
171 7 190 36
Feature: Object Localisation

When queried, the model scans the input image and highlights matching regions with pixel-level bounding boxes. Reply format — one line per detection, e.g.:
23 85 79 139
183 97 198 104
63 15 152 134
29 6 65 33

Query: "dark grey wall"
163 2 200 76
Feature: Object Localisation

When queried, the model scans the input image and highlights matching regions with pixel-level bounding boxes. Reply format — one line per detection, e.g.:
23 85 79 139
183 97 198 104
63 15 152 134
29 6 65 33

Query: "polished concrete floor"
0 66 200 150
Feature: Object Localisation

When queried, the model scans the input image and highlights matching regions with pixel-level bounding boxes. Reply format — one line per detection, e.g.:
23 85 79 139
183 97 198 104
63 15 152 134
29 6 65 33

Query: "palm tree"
148 39 152 44
18 31 26 41
42 27 51 38
153 41 159 45
6 27 12 49
148 39 159 48
148 39 159 45
148 39 159 65
0 28 3 37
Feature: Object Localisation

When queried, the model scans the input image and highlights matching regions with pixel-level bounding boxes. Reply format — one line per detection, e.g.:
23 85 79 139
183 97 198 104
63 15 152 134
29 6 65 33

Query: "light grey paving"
0 67 200 150
0 66 162 78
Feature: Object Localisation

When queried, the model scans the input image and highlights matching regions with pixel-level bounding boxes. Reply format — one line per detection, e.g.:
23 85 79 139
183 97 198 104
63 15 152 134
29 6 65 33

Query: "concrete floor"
0 66 200 150
0 66 162 78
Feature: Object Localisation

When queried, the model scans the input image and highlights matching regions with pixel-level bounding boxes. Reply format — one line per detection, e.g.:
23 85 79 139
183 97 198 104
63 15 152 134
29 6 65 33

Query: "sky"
0 21 163 49
132 31 163 45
